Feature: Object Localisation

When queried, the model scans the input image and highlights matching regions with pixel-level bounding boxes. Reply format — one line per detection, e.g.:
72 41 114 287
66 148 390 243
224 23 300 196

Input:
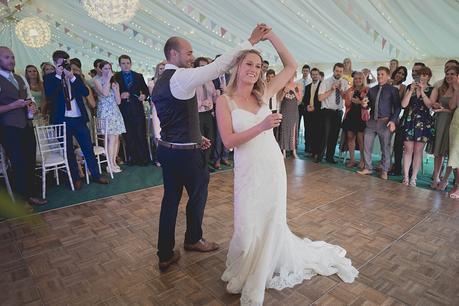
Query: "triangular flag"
15 4 21 11
91 43 96 49
122 24 128 31
66 47 71 51
36 8 42 14
373 30 379 42
365 20 370 33
64 28 70 34
58 43 63 48
396 49 400 58
220 27 227 37
46 15 52 21
55 22 61 28
199 13 206 23
107 52 112 57
99 48 104 53
382 37 387 50
210 21 217 30
186 4 193 14
133 30 139 37
389 44 394 54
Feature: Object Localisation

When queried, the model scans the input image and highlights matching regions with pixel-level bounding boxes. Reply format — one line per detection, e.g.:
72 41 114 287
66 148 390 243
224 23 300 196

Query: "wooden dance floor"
1 159 458 305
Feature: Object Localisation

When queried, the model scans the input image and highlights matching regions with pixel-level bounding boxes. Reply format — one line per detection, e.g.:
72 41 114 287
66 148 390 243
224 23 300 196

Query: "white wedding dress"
221 96 358 306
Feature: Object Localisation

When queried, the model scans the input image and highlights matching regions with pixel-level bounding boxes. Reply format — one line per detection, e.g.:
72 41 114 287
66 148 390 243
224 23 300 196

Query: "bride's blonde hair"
226 49 266 105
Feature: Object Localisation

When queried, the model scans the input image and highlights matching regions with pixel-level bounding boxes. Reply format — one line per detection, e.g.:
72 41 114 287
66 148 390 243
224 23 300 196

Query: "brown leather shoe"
74 179 83 191
94 176 109 184
158 250 181 272
184 239 219 252
28 197 47 206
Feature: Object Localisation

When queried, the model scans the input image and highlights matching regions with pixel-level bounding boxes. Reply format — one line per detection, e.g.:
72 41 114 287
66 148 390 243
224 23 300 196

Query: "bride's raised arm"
263 32 298 99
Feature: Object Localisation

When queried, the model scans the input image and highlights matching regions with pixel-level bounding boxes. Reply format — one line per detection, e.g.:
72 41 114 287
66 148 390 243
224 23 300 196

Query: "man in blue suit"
44 50 109 190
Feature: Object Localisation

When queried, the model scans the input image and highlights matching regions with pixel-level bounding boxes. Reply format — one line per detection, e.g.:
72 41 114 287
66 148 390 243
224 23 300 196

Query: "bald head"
164 37 194 68
0 46 15 72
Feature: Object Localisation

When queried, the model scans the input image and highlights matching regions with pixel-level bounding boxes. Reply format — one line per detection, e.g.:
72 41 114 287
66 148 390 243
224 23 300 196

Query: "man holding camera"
44 50 109 190
0 46 46 205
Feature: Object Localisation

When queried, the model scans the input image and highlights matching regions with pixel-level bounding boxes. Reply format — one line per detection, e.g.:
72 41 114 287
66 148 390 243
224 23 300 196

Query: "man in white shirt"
317 63 349 163
296 64 311 152
151 24 269 271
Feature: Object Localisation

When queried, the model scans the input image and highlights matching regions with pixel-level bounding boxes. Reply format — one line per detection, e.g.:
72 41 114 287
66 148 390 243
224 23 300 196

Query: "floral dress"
401 87 433 143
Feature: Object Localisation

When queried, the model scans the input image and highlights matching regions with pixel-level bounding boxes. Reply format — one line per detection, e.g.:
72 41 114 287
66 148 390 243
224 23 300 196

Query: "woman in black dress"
342 72 368 169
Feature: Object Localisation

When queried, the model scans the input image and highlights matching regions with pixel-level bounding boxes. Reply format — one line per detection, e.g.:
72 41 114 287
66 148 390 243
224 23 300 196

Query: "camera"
60 60 72 71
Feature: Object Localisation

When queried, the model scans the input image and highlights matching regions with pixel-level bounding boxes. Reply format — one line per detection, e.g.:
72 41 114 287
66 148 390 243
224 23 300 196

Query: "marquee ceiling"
1 0 458 77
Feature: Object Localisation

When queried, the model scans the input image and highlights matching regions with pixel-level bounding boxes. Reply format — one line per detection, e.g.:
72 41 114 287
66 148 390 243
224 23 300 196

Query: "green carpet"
0 142 451 219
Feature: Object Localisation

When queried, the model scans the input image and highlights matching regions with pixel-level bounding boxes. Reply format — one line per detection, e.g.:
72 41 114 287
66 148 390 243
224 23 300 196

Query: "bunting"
220 27 227 37
382 37 387 50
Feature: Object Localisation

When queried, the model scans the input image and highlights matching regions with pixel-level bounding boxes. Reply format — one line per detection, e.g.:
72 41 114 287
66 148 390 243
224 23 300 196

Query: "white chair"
32 114 49 127
0 145 14 202
75 117 113 184
35 123 74 199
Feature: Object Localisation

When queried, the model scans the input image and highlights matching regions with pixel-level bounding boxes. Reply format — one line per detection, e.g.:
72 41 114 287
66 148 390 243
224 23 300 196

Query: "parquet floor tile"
1 159 457 305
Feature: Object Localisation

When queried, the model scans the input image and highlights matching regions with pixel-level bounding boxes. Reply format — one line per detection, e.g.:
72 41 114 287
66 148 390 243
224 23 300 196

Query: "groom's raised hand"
249 24 271 46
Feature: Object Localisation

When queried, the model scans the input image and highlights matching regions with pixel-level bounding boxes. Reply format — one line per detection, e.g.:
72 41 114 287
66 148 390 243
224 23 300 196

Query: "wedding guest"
389 59 399 77
40 62 55 76
428 66 458 189
400 67 434 186
44 50 109 190
302 68 322 159
358 66 401 180
194 57 218 168
296 64 311 152
24 65 46 114
94 61 126 173
389 65 408 176
149 60 167 167
261 60 269 80
0 46 47 205
317 63 348 163
114 54 150 166
362 68 376 85
342 71 368 169
278 75 301 158
342 58 354 86
439 87 459 198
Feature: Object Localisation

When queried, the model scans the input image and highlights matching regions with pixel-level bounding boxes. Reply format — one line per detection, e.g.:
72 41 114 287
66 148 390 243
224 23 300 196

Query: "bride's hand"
262 29 275 41
260 113 282 131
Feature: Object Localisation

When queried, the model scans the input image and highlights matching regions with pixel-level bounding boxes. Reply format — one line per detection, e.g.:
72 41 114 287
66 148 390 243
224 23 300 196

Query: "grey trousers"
364 119 392 172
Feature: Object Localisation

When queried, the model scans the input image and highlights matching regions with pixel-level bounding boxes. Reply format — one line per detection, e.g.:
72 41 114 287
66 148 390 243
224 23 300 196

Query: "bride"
215 28 359 305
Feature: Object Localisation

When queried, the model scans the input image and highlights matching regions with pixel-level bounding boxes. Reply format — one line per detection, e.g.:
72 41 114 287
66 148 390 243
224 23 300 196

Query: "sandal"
431 180 440 189
409 177 417 187
402 177 409 186
437 180 449 191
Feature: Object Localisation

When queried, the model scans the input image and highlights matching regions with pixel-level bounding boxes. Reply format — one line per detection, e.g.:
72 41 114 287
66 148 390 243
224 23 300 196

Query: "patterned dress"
95 76 126 135
401 87 434 143
279 90 299 150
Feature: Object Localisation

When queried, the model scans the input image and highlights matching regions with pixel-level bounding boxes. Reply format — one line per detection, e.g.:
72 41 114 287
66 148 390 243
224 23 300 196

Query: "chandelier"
82 0 140 25
15 17 51 48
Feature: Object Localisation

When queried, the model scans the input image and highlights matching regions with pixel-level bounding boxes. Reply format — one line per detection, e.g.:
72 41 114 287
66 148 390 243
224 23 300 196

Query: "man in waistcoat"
0 46 47 205
151 25 269 271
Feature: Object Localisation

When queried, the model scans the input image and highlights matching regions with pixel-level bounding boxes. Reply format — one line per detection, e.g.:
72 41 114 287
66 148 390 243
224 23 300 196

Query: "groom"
152 25 269 271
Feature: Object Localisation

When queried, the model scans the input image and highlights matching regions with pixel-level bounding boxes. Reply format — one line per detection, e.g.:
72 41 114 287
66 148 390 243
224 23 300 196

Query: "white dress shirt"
196 81 217 112
165 40 252 100
318 76 349 110
55 73 82 118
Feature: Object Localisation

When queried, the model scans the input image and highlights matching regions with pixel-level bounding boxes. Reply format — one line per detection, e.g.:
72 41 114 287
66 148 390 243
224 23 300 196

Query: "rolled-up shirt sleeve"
170 40 252 100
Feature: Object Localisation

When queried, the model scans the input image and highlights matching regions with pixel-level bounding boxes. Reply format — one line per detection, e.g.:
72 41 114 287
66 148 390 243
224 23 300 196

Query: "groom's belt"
158 139 201 150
